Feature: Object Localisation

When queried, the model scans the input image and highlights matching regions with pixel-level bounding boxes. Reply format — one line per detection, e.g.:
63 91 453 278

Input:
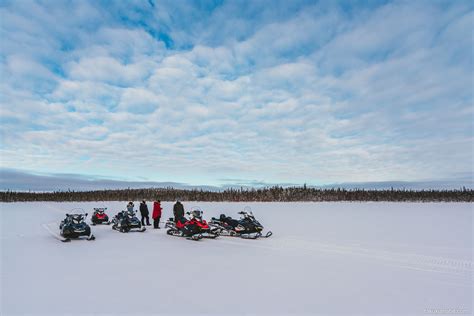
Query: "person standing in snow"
152 200 162 229
173 200 184 222
139 200 151 226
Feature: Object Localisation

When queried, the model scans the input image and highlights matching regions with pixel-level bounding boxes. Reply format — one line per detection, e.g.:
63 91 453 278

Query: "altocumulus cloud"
0 0 472 189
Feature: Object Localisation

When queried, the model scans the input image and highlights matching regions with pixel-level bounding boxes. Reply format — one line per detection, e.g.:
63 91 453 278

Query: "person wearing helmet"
173 200 184 222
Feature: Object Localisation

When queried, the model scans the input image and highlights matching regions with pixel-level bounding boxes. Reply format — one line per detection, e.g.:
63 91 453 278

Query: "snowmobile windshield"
189 206 203 219
240 211 255 220
191 210 202 219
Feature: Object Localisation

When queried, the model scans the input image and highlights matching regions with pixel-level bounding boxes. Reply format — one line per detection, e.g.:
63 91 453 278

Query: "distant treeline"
1 186 473 202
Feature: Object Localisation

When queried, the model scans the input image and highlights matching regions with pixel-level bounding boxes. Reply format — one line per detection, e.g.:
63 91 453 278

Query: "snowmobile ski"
239 233 260 240
240 231 273 239
186 234 203 241
42 223 71 242
200 232 219 239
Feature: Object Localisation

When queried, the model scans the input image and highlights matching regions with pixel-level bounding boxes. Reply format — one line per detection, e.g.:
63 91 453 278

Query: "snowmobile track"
216 236 473 276
41 222 70 242
282 237 474 276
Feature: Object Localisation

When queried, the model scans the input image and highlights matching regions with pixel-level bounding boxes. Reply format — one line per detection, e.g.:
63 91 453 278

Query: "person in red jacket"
152 200 163 229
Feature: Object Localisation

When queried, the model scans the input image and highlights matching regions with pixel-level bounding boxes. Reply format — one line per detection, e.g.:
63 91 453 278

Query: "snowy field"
1 202 472 316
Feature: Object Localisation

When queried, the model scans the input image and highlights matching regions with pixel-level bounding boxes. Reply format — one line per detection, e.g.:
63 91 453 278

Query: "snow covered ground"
1 202 472 316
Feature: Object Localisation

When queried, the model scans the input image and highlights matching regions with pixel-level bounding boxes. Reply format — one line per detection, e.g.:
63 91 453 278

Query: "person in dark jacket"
152 200 162 229
173 200 184 222
139 200 151 226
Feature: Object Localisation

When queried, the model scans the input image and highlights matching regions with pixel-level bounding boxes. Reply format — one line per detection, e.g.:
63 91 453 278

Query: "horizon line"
1 168 472 192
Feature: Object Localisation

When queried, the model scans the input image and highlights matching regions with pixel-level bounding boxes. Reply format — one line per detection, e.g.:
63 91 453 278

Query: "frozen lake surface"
1 202 472 315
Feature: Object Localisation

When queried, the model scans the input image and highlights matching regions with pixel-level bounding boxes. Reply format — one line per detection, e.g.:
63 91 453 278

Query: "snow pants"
141 213 150 226
153 217 161 228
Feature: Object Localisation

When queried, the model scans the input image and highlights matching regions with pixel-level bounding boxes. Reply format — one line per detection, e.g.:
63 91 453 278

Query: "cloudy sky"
0 0 472 190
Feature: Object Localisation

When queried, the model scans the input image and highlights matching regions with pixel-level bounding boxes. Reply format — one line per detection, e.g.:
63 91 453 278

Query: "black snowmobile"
111 210 146 233
166 207 219 241
90 207 110 225
59 213 95 242
209 207 272 239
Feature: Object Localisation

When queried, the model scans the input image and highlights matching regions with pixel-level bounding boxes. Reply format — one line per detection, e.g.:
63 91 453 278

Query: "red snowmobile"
166 207 219 240
91 208 111 225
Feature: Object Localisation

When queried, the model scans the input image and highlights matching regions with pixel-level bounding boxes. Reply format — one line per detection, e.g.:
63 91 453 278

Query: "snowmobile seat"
224 217 240 228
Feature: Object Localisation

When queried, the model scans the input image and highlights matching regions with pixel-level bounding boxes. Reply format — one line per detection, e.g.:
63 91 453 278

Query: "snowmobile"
59 212 95 242
166 207 219 241
90 207 110 225
111 209 146 233
209 207 272 239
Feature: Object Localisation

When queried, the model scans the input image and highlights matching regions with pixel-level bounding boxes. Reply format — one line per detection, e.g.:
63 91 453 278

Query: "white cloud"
67 56 152 86
118 87 161 114
0 0 472 186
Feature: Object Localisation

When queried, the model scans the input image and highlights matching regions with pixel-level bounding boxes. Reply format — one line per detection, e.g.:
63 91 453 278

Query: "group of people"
125 200 186 228
126 200 163 228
